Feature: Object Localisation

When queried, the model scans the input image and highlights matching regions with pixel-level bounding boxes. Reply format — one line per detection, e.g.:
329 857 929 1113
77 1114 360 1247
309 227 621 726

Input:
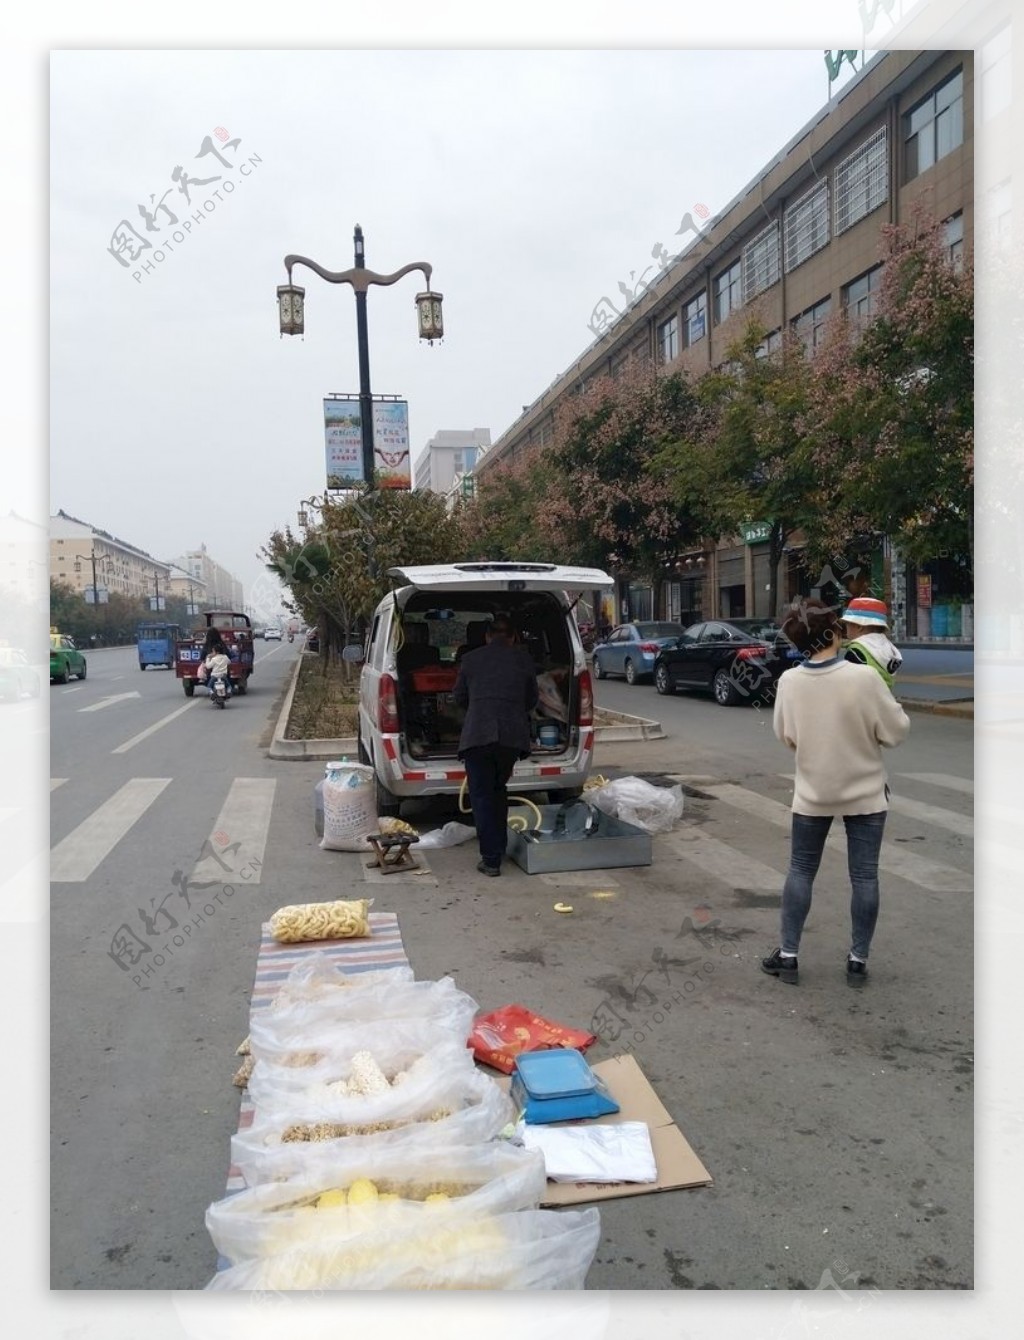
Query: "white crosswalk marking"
700 781 970 893
898 772 974 795
659 826 784 889
190 779 276 886
889 794 972 839
50 778 172 882
50 779 68 792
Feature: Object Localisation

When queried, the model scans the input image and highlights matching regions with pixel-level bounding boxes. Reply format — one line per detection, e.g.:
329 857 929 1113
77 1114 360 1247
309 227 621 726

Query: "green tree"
264 488 466 668
800 206 973 568
661 319 818 617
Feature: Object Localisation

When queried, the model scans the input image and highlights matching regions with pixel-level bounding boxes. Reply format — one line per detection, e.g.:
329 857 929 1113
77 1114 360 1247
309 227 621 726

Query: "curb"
899 697 974 720
267 658 361 761
267 670 666 760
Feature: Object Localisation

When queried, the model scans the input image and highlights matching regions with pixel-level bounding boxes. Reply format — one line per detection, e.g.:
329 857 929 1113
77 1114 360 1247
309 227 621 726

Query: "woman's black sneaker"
846 958 867 987
760 948 798 984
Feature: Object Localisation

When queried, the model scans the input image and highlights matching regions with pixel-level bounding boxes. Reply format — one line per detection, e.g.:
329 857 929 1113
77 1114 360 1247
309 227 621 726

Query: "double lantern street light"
277 224 443 492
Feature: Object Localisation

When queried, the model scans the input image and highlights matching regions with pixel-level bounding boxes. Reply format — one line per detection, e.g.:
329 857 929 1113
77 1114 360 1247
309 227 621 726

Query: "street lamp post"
74 548 111 605
277 224 443 490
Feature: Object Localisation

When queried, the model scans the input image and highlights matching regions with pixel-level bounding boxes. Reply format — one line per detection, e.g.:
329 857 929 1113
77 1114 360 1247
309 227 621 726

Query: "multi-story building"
413 429 491 500
50 510 172 607
478 48 981 641
171 545 244 610
164 563 208 616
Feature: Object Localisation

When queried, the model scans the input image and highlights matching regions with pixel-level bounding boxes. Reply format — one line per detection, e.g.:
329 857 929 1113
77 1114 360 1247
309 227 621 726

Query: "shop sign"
916 575 932 608
740 521 772 545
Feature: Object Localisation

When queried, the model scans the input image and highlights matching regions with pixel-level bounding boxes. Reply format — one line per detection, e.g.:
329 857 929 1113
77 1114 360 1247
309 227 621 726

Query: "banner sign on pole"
372 399 411 490
324 398 365 489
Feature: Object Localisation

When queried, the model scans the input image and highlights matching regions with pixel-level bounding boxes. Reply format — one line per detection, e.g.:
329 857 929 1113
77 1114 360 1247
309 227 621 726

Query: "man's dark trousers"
463 744 520 868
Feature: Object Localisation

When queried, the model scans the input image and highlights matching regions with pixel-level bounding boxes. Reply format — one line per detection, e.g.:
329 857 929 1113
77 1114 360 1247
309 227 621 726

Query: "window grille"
742 222 780 299
835 125 888 235
784 180 829 272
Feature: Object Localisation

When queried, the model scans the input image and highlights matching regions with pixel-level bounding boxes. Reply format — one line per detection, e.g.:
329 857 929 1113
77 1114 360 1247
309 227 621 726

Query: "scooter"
288 631 294 643
209 674 230 708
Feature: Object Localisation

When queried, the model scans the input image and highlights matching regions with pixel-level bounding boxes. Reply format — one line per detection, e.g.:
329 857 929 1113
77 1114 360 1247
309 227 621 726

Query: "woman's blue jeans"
780 812 887 960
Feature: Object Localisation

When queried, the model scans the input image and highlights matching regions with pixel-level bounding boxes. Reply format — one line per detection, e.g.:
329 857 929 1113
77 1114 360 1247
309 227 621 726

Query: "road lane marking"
79 691 143 713
659 826 784 888
50 779 68 792
50 778 171 882
60 685 86 694
190 779 276 886
888 794 972 839
708 781 970 893
112 701 197 754
898 772 974 795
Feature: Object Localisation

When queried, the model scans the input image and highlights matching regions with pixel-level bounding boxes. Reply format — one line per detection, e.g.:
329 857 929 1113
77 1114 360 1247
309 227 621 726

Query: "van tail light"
379 673 400 733
638 642 661 655
576 668 594 726
734 645 768 661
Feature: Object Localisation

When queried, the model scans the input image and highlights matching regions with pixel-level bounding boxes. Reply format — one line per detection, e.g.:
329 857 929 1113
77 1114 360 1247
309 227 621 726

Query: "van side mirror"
341 644 365 664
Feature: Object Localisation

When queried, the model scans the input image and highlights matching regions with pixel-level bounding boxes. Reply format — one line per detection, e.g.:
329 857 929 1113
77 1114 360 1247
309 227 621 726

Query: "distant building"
50 510 171 606
171 544 244 610
413 429 491 498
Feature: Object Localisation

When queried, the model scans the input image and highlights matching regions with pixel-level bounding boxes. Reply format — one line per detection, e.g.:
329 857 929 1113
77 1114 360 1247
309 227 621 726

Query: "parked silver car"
357 562 613 816
592 621 689 685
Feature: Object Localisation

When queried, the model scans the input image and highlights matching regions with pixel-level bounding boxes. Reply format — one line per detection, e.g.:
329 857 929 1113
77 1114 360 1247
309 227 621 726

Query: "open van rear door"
385 562 614 594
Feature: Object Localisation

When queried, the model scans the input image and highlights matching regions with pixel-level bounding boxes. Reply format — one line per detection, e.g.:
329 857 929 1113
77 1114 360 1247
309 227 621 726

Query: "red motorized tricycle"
175 611 255 698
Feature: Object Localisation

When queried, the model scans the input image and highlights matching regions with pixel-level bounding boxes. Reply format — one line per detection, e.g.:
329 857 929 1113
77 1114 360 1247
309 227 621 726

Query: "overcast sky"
49 47 870 615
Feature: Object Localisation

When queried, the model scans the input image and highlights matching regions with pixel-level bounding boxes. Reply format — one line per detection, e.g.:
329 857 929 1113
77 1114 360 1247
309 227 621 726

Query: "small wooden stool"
365 832 420 874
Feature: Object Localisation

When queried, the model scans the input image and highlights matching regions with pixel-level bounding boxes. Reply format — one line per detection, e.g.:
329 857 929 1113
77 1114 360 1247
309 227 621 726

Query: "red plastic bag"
469 1004 596 1075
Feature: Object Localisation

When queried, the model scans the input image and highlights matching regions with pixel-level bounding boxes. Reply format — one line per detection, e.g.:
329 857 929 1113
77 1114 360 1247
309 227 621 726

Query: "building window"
657 314 680 364
784 180 829 272
843 264 884 330
835 125 888 234
755 329 782 359
944 212 964 271
713 259 743 324
791 297 832 354
683 292 707 347
742 222 780 300
904 69 963 182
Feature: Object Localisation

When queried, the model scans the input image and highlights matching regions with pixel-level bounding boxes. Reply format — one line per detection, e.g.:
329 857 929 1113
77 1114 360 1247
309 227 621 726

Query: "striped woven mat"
226 910 409 1194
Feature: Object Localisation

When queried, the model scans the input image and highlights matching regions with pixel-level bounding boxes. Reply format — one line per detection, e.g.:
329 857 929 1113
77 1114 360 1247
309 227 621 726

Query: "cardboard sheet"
501 1052 712 1205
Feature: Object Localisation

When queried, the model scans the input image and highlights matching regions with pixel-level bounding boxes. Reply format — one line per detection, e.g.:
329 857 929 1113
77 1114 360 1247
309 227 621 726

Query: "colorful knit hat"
841 596 889 628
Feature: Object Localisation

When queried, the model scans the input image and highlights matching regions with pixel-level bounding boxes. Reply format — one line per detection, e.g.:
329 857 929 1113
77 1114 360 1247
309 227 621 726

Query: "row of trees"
266 211 972 657
49 581 196 646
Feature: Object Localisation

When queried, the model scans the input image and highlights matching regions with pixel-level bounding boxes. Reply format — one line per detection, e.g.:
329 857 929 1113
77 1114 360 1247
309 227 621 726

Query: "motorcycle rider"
203 632 232 704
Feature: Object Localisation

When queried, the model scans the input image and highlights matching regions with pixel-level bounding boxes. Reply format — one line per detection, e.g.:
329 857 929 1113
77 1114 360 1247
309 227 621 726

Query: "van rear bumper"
377 729 596 798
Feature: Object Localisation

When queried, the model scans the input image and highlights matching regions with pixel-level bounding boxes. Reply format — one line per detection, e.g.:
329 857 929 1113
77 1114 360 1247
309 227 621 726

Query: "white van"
357 562 614 816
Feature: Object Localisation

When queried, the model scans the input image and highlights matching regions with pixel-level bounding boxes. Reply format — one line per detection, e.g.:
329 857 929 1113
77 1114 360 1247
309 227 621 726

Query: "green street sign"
740 521 772 545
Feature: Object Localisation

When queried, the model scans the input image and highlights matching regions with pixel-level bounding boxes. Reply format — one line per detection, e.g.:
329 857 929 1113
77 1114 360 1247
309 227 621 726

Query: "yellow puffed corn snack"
269 898 371 943
347 1178 379 1206
315 1188 348 1210
424 1193 450 1207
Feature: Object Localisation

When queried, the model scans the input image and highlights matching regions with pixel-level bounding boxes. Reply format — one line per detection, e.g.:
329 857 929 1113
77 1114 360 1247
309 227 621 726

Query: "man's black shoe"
846 957 867 987
760 948 799 984
476 860 501 877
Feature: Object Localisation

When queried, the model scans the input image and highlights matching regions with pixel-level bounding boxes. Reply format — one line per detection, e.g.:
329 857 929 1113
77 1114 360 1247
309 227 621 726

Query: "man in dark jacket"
453 615 539 876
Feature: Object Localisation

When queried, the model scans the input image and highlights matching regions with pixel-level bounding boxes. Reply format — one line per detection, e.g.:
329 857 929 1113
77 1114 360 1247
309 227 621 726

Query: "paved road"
49 652 972 1292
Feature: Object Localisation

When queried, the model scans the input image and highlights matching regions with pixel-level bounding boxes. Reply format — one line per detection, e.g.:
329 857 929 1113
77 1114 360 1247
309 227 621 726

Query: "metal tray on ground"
505 801 652 874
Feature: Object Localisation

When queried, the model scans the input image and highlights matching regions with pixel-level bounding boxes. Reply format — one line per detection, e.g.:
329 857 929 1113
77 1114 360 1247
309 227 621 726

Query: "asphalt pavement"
47 645 973 1293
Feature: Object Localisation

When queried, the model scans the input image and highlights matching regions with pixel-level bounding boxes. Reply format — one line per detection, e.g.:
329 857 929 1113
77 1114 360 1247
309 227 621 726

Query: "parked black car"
652 618 804 706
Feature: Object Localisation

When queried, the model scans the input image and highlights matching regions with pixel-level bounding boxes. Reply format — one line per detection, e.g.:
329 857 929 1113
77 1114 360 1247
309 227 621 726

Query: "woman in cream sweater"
762 597 910 987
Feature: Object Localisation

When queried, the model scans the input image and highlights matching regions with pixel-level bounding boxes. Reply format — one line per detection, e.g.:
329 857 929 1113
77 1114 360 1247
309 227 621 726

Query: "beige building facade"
478 48 980 641
50 510 172 607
